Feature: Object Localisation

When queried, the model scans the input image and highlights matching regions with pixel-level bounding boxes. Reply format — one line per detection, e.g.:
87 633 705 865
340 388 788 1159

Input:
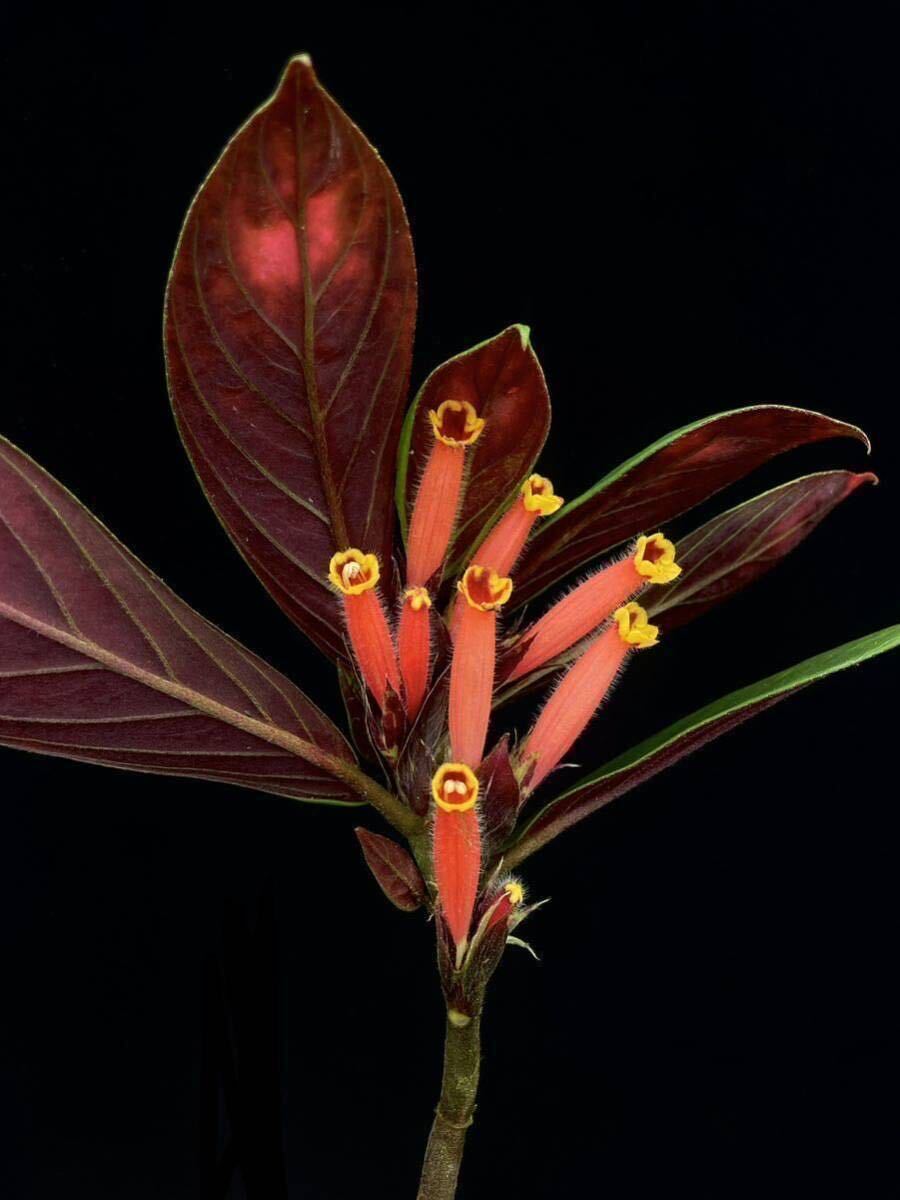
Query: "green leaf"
505 625 900 867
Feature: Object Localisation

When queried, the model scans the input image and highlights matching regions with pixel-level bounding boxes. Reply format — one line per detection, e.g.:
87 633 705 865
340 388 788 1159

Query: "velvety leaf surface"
396 327 551 573
0 436 361 805
355 827 427 911
648 470 876 630
505 624 900 866
165 56 416 660
513 406 869 608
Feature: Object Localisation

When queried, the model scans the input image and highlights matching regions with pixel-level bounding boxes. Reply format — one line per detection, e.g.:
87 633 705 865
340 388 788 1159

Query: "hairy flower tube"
399 399 485 719
432 763 482 954
520 602 659 791
475 474 563 574
507 533 679 682
328 549 400 711
447 473 563 642
406 399 485 588
397 586 432 720
449 565 513 768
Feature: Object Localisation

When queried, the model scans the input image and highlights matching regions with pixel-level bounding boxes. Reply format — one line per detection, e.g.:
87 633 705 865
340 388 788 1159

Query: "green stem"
416 1010 482 1200
318 750 422 839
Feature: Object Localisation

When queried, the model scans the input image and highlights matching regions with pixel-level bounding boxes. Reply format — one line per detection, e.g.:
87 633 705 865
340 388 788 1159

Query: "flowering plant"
0 57 896 1198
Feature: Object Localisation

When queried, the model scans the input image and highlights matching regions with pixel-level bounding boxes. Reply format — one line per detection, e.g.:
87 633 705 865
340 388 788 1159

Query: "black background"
1 5 897 1198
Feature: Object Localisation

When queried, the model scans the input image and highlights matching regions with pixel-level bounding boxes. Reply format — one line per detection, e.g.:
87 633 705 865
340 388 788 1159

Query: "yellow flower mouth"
432 762 480 813
458 564 513 611
403 586 432 612
328 548 380 595
634 533 681 584
521 474 563 516
614 601 659 648
428 399 485 448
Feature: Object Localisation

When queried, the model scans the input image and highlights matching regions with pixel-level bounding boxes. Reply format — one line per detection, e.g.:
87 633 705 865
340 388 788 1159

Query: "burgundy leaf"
459 915 510 1001
355 827 427 912
648 470 876 631
395 666 450 817
165 56 417 661
504 624 900 867
396 327 551 574
0 436 362 805
477 736 522 852
436 914 458 1000
337 662 381 768
513 406 869 608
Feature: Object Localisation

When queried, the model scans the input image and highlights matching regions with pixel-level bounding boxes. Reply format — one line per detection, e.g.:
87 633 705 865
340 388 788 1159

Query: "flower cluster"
329 399 682 959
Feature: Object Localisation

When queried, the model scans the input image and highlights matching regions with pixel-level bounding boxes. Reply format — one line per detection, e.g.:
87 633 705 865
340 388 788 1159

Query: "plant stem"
321 751 422 839
417 1010 482 1200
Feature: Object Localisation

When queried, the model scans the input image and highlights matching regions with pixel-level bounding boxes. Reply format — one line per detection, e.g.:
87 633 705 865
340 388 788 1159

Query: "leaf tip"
513 324 532 350
845 419 872 454
283 52 317 84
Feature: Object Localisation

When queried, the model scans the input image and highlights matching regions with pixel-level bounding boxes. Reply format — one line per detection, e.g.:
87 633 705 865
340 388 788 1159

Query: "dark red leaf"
165 56 417 660
396 666 450 816
648 470 876 631
396 327 551 574
513 406 869 608
355 828 427 912
337 662 382 768
460 915 510 1000
505 624 900 867
0 436 362 805
477 736 522 852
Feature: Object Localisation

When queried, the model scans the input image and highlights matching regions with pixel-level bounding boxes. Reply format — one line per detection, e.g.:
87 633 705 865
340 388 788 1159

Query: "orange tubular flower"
398 586 432 720
448 475 562 643
449 565 513 768
406 399 485 588
328 549 400 710
507 533 679 682
432 763 482 954
475 474 563 575
521 602 659 791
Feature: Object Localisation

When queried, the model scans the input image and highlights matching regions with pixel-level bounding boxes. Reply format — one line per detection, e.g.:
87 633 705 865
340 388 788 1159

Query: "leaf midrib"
292 71 350 551
0 599 351 783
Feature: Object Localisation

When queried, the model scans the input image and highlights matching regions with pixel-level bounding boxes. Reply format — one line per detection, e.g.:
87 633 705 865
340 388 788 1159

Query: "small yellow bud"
404 586 432 612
